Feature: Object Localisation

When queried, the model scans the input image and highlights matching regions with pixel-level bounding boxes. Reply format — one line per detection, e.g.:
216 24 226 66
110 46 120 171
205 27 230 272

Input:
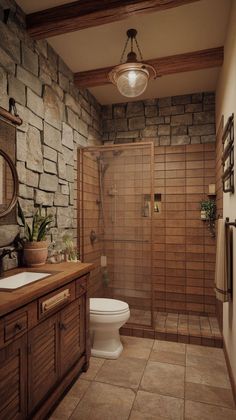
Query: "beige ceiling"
17 0 231 104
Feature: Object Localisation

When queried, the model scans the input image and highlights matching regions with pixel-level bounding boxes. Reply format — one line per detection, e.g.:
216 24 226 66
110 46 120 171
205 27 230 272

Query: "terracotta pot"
24 241 48 267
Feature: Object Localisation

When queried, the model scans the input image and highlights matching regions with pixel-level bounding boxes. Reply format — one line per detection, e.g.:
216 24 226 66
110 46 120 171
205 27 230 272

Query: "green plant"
18 202 53 242
62 233 78 261
200 199 216 237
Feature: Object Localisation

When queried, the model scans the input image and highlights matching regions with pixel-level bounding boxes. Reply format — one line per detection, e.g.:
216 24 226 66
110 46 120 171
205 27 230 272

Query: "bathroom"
0 0 236 418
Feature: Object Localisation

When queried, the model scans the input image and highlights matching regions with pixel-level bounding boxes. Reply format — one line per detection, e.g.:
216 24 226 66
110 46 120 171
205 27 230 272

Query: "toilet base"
91 329 123 359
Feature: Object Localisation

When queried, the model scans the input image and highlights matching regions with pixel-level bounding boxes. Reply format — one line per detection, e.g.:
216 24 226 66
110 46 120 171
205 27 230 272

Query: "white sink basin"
0 272 51 290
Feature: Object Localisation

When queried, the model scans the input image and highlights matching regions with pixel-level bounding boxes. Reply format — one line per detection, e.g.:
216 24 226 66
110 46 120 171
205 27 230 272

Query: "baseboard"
223 337 236 404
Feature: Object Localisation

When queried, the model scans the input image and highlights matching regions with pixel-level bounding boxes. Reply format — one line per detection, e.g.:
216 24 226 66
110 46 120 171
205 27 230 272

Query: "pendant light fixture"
109 28 156 98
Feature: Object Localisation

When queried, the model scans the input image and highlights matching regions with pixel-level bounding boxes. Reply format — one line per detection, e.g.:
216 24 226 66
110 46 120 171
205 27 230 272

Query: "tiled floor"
50 336 236 420
125 309 222 347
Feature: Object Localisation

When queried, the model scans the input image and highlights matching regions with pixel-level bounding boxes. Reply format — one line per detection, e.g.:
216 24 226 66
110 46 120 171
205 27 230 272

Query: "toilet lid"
90 298 129 315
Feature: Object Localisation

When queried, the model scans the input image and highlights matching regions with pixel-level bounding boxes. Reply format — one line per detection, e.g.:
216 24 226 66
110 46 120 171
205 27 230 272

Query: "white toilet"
90 298 130 359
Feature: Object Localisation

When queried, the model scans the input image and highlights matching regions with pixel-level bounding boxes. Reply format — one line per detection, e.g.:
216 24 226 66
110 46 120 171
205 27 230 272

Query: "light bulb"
128 70 137 88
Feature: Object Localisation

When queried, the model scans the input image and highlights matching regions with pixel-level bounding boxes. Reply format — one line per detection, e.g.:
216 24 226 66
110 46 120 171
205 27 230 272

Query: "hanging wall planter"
200 199 216 237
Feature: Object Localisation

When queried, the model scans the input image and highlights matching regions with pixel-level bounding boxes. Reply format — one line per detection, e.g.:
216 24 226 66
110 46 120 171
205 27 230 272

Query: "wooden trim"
74 47 224 88
223 337 236 405
26 0 200 39
0 106 22 126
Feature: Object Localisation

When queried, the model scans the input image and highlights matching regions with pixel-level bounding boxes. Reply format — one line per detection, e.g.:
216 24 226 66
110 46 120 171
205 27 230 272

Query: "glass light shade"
109 63 155 98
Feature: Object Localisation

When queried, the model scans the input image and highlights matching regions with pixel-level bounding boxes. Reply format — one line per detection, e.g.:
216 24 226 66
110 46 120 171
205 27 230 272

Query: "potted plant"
62 233 79 262
200 199 216 237
18 202 53 267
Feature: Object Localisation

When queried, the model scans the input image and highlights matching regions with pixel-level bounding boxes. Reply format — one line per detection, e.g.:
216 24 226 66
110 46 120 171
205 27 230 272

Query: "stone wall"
0 0 102 255
102 92 216 145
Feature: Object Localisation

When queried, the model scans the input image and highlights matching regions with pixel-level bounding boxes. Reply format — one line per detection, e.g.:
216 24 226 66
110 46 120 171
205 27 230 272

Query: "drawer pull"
59 322 67 331
42 289 70 313
14 323 23 331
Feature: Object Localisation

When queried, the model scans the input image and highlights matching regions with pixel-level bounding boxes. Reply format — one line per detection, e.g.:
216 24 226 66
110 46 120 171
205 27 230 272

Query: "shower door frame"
78 142 155 330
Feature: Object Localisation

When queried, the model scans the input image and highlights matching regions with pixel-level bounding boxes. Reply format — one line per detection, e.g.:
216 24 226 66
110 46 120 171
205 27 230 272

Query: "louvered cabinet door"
0 335 27 420
28 314 59 413
59 296 86 377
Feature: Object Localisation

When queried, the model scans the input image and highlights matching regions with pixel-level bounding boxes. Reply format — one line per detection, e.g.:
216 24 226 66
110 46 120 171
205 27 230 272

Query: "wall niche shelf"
142 193 161 217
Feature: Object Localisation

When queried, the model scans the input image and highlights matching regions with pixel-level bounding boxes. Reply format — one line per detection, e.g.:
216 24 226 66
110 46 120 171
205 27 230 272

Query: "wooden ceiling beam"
74 46 224 88
26 0 200 39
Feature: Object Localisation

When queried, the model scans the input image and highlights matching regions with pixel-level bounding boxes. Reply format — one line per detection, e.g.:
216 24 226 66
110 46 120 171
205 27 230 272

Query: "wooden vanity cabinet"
0 269 91 420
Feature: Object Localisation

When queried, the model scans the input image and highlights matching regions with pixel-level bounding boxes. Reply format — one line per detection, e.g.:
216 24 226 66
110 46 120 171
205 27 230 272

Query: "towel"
215 218 233 302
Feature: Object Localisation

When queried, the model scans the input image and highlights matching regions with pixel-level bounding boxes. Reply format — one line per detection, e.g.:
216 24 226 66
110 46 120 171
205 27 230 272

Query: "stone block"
141 126 158 137
35 40 48 58
159 105 184 116
102 105 112 119
65 93 81 115
18 198 35 218
39 173 58 192
52 82 64 101
113 104 126 118
185 103 202 113
58 153 67 179
158 125 170 135
26 169 39 188
103 119 115 132
0 22 21 63
172 94 191 105
201 135 216 143
58 72 69 91
203 92 215 104
66 164 74 182
203 103 215 111
62 146 74 165
116 130 139 139
62 122 73 150
188 124 215 136
54 193 69 207
22 45 38 76
0 46 15 74
171 126 187 135
193 111 215 124
160 136 170 146
191 93 203 103
165 116 171 124
27 88 44 119
57 207 74 228
16 131 27 162
58 57 73 81
28 109 43 130
9 75 25 105
17 65 42 96
0 67 7 96
44 159 57 174
26 125 43 173
78 119 88 137
69 183 74 205
61 183 69 195
14 103 29 133
128 117 145 130
79 93 91 113
145 106 157 117
35 190 54 206
81 108 92 125
126 101 144 117
44 122 62 152
146 116 164 125
171 114 192 126
158 97 171 108
190 136 201 144
43 145 57 162
17 161 26 183
74 131 87 147
44 85 64 130
171 135 190 145
145 98 157 106
39 55 57 84
19 184 34 199
67 108 79 131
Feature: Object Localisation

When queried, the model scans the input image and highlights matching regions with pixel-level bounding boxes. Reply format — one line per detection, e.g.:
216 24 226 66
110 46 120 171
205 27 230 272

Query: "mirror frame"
0 149 19 218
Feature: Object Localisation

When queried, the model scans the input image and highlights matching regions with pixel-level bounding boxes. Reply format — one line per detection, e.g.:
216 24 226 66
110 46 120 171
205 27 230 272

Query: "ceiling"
16 0 231 105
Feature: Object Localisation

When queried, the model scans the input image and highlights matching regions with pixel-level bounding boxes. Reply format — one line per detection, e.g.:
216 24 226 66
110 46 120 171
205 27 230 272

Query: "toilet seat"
90 298 129 315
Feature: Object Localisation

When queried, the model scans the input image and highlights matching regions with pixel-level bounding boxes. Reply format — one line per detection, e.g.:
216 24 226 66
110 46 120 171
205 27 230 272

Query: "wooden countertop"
0 262 94 317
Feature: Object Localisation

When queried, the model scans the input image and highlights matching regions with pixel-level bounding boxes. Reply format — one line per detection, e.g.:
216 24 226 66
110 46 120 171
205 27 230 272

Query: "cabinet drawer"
4 311 28 342
76 274 88 298
38 282 75 320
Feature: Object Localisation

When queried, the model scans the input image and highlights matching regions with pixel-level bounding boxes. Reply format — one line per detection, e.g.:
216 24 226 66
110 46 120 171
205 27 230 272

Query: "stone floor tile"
140 360 185 398
185 400 236 420
150 340 186 366
50 379 90 419
121 336 154 359
80 357 105 381
185 382 235 408
70 381 135 420
186 361 231 389
130 390 184 420
95 356 146 389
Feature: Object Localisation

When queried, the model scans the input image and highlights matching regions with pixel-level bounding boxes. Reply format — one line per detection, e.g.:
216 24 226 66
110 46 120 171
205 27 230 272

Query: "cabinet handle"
42 289 70 313
59 322 67 331
14 323 22 331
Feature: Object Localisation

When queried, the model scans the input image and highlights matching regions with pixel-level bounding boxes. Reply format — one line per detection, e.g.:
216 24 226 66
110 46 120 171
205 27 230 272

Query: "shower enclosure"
78 142 154 329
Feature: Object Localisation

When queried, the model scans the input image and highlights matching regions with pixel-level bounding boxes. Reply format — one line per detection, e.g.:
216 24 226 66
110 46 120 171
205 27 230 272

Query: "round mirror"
0 149 18 217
